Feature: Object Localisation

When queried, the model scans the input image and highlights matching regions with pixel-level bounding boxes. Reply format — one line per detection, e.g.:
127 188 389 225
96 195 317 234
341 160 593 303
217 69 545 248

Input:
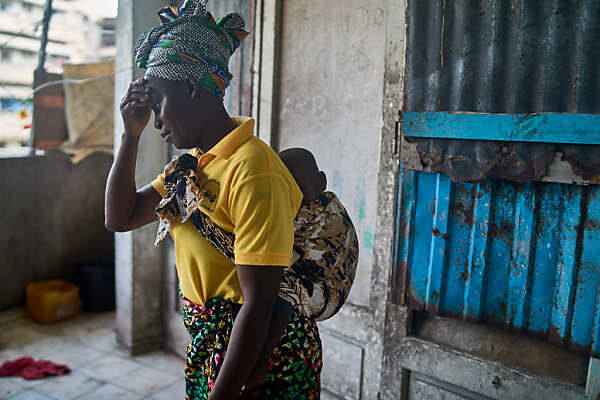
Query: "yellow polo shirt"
151 117 302 305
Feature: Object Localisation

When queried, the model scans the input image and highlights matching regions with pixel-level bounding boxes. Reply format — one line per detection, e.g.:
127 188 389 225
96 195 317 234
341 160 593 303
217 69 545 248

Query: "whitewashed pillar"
113 0 168 355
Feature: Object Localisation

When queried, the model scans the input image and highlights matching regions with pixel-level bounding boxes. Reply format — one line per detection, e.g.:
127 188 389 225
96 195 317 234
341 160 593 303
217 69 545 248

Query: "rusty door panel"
393 168 600 356
403 0 600 182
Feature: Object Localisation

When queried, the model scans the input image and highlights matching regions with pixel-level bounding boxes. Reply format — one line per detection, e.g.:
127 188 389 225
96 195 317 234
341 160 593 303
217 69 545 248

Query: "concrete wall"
276 1 387 398
0 152 114 310
277 0 386 308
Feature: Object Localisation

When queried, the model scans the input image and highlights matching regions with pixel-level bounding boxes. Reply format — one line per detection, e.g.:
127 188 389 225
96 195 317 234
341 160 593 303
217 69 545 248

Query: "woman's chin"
169 138 182 148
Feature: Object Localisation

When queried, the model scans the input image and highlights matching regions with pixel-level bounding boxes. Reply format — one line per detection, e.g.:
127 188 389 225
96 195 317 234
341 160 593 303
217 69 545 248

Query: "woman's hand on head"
120 78 152 137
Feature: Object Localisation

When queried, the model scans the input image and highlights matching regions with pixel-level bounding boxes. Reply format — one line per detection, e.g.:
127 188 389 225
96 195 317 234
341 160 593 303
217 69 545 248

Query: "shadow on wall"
0 151 114 310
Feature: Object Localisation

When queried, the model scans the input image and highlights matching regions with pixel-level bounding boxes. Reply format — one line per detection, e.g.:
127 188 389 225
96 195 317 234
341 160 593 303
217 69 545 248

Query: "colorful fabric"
156 147 359 321
286 192 359 320
182 296 322 399
151 117 303 306
62 61 114 156
0 357 70 380
134 0 249 98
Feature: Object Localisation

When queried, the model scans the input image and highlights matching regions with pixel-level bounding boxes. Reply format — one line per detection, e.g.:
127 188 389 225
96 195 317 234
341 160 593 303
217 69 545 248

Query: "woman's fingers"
128 77 146 88
121 91 151 111
123 100 149 115
121 79 151 108
122 93 150 107
121 91 141 108
120 79 152 136
127 88 146 96
122 87 149 100
121 92 150 116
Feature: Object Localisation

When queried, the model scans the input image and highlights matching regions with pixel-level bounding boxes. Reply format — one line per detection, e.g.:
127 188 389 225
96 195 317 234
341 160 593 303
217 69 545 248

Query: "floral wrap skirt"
182 296 322 399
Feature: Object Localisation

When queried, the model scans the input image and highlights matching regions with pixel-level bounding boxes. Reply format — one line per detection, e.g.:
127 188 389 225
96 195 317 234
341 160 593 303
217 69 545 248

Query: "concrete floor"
0 308 185 400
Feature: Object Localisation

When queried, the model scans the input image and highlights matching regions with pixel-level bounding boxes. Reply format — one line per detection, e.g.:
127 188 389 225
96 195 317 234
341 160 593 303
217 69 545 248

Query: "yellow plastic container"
26 280 81 324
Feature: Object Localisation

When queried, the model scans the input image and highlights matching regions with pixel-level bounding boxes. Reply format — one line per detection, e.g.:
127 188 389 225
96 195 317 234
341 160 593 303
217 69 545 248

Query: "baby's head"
279 148 327 204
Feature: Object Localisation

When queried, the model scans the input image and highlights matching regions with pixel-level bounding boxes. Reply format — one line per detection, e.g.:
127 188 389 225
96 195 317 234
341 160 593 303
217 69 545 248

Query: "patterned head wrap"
134 0 249 98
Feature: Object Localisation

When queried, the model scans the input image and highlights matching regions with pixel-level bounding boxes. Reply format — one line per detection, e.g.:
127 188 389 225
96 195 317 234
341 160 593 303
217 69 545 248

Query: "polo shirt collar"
206 117 254 160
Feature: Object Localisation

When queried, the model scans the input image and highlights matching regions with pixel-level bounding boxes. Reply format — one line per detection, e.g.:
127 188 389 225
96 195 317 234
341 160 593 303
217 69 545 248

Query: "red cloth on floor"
0 357 70 380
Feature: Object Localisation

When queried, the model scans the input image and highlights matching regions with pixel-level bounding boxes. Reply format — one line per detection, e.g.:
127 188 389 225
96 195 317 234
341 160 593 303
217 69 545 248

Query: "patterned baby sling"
154 153 359 321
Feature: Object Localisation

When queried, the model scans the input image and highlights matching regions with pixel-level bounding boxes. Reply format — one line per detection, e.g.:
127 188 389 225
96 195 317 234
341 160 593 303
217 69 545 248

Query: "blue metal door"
395 0 600 358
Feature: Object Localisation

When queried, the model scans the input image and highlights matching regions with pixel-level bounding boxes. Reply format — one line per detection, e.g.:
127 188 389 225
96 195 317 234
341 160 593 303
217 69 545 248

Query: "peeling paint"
359 200 367 222
403 0 600 183
394 169 600 357
355 176 367 223
332 170 344 199
363 228 374 250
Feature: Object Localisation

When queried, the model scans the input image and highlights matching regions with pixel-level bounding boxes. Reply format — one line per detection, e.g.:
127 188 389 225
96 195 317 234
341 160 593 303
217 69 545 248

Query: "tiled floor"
0 308 185 400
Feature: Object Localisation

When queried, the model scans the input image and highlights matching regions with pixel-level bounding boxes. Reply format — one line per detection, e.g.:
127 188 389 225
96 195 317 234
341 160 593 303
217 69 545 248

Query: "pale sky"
75 0 119 19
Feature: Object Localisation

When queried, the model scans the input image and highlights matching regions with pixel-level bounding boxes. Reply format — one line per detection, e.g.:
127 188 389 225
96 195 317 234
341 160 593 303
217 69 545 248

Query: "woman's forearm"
209 302 274 399
104 133 141 231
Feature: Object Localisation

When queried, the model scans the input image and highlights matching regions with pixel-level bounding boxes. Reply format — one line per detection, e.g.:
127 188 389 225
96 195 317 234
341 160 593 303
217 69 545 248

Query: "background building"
0 0 117 148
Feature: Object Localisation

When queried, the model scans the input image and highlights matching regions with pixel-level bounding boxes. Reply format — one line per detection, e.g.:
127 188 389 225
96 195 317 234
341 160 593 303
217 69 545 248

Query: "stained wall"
276 1 388 398
0 152 114 310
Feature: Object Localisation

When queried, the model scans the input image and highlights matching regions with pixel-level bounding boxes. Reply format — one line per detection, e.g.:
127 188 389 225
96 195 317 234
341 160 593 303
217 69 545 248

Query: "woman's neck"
195 104 238 153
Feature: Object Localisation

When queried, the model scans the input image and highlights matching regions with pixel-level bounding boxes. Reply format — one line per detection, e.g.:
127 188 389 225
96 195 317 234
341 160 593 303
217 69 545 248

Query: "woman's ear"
318 171 327 192
183 77 198 99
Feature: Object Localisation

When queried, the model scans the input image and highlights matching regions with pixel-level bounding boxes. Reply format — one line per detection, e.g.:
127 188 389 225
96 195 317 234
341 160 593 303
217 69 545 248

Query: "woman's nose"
154 114 163 129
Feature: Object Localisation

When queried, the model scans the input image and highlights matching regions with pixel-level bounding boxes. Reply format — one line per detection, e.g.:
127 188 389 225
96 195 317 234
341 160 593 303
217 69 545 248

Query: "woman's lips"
160 131 171 142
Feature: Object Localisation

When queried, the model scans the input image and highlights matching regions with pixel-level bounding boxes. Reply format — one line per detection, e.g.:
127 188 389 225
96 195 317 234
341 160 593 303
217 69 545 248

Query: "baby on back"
240 147 359 386
277 147 358 319
154 146 359 387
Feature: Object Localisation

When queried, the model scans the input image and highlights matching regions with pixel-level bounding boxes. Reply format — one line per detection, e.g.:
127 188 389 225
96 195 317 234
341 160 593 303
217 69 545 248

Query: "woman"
104 1 322 399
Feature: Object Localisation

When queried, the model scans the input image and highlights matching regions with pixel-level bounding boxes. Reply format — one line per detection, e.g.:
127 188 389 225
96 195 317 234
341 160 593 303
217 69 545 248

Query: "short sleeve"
151 173 167 197
230 174 299 266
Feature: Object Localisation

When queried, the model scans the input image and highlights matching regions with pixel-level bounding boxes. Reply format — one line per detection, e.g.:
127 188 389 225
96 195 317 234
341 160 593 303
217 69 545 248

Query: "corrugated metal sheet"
403 0 600 181
396 0 600 356
393 169 600 356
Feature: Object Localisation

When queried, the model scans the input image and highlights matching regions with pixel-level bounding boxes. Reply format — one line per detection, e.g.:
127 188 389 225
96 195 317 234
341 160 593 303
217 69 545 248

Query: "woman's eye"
152 103 160 111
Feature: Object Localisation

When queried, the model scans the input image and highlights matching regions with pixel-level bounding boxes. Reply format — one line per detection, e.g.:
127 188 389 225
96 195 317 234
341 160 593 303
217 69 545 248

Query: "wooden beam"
253 0 282 149
403 112 600 145
587 357 600 400
398 337 584 400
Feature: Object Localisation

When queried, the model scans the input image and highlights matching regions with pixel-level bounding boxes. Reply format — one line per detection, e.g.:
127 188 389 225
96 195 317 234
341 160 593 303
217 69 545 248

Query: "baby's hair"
279 148 326 203
279 148 318 172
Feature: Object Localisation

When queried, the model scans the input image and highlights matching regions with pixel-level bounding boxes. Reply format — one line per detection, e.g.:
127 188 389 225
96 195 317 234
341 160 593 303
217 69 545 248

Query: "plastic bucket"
77 262 115 312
